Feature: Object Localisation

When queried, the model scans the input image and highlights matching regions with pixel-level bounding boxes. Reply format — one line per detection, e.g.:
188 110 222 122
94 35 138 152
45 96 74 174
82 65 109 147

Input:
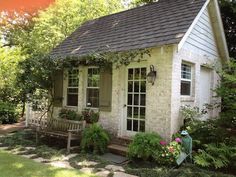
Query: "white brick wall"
51 44 221 142
170 45 221 135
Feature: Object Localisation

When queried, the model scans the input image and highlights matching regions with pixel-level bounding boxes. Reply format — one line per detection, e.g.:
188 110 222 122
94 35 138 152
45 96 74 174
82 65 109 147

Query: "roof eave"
209 0 230 62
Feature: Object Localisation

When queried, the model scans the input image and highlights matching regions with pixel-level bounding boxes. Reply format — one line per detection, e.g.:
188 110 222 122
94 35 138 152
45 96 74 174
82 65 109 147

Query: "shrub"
80 123 109 154
180 105 204 126
82 108 99 123
0 101 19 124
58 108 83 121
128 132 162 161
194 143 236 169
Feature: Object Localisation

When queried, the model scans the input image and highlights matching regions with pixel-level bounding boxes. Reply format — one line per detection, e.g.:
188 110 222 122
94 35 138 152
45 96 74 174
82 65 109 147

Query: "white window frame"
64 68 79 107
181 63 192 96
85 67 100 109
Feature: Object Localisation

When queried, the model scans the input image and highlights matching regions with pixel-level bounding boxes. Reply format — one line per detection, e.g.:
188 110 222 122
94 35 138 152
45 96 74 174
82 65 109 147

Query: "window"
86 68 100 108
181 63 192 96
67 69 79 106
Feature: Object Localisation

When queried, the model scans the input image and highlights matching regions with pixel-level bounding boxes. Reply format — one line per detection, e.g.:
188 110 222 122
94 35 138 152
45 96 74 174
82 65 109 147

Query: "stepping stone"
25 147 36 150
77 161 98 167
100 153 128 164
105 165 125 172
95 170 110 177
80 167 95 173
0 147 8 150
113 172 138 177
33 157 47 163
14 150 28 155
62 153 78 160
49 161 74 169
21 154 36 159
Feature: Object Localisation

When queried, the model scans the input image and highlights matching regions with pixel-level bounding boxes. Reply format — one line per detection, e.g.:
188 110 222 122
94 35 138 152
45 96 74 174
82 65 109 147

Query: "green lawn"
0 150 96 177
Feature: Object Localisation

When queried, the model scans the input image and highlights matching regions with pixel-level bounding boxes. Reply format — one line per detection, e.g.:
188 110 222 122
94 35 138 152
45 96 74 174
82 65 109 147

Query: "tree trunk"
21 96 26 118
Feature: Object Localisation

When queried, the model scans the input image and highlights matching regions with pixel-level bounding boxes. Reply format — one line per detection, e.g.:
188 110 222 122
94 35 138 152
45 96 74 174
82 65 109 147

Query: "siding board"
183 8 220 59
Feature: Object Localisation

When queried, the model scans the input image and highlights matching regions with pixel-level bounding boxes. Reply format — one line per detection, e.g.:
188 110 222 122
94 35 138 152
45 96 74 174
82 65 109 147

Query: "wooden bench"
35 118 86 153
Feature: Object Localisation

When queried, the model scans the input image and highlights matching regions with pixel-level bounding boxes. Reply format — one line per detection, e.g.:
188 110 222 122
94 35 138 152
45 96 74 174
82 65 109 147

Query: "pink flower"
168 146 174 153
175 137 181 143
160 141 167 146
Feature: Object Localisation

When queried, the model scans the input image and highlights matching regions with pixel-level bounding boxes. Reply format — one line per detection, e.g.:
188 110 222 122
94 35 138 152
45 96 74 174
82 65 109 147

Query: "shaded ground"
0 121 25 134
0 130 235 177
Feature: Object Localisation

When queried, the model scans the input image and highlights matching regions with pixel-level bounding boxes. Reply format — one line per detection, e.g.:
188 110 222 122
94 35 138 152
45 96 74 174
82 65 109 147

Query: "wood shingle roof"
51 0 207 57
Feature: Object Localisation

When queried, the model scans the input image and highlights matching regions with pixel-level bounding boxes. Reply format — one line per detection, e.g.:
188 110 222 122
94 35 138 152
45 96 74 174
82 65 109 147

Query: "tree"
219 0 236 59
130 0 157 7
0 43 26 103
2 0 124 56
0 0 124 117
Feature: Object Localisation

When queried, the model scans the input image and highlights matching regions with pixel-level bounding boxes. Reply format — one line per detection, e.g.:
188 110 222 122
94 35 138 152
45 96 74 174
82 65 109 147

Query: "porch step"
111 136 133 147
108 144 128 156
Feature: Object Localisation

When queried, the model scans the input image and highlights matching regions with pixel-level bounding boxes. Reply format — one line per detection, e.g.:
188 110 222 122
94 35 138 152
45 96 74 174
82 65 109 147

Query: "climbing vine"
20 48 151 120
54 48 151 69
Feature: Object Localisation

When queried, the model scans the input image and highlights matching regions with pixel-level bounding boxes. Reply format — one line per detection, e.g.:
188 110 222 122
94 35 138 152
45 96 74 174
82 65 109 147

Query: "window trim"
181 63 192 96
85 66 100 109
64 68 79 108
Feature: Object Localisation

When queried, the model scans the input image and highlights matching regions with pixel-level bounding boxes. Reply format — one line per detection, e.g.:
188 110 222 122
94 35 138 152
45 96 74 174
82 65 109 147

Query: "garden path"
0 121 25 134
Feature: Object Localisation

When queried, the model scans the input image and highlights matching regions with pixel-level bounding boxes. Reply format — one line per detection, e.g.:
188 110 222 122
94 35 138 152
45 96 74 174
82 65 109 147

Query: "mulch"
0 121 25 134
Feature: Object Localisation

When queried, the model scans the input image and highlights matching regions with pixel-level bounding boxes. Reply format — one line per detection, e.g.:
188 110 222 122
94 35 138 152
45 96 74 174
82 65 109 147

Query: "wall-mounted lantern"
147 65 157 85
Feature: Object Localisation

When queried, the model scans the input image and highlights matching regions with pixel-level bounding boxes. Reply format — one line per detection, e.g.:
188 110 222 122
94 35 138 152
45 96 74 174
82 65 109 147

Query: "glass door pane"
126 67 146 132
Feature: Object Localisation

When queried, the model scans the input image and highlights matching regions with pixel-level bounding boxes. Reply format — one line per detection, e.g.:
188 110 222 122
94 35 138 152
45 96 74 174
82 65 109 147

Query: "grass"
0 150 97 177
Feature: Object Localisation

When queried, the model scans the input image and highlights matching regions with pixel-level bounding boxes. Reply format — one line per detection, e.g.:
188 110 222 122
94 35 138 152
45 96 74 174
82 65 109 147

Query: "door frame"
122 61 147 137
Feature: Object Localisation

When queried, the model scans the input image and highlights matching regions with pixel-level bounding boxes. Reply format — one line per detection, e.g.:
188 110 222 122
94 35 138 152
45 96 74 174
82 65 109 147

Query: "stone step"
111 136 133 147
108 144 128 156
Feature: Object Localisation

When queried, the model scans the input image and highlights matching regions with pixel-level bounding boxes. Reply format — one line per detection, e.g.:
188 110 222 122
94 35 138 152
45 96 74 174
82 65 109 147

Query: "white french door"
125 67 146 135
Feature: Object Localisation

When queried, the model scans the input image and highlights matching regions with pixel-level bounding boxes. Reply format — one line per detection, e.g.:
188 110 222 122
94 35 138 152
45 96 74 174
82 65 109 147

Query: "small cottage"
51 0 229 141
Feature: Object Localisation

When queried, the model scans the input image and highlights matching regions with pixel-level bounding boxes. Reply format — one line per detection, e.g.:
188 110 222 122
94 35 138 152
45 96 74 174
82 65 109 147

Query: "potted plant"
59 108 83 121
82 108 99 124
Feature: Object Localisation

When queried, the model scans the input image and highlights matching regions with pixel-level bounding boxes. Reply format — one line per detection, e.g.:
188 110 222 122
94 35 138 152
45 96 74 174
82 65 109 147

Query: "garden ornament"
176 130 193 165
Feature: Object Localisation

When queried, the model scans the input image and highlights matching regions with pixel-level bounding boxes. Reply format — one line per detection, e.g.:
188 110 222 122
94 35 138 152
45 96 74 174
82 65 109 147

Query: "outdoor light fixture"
147 65 156 85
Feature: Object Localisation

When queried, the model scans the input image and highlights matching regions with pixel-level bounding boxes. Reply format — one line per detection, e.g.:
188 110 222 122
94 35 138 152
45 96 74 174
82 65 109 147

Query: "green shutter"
53 70 63 107
99 68 112 112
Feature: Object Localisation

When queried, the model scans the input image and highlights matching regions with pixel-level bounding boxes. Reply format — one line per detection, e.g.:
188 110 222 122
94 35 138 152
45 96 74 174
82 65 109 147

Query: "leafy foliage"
128 132 162 161
0 0 124 117
0 101 19 124
59 108 83 121
0 45 26 104
0 130 34 147
194 143 236 169
130 0 158 7
180 105 204 125
82 109 99 123
215 60 236 128
80 124 110 154
219 0 236 58
125 163 234 177
154 141 181 166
